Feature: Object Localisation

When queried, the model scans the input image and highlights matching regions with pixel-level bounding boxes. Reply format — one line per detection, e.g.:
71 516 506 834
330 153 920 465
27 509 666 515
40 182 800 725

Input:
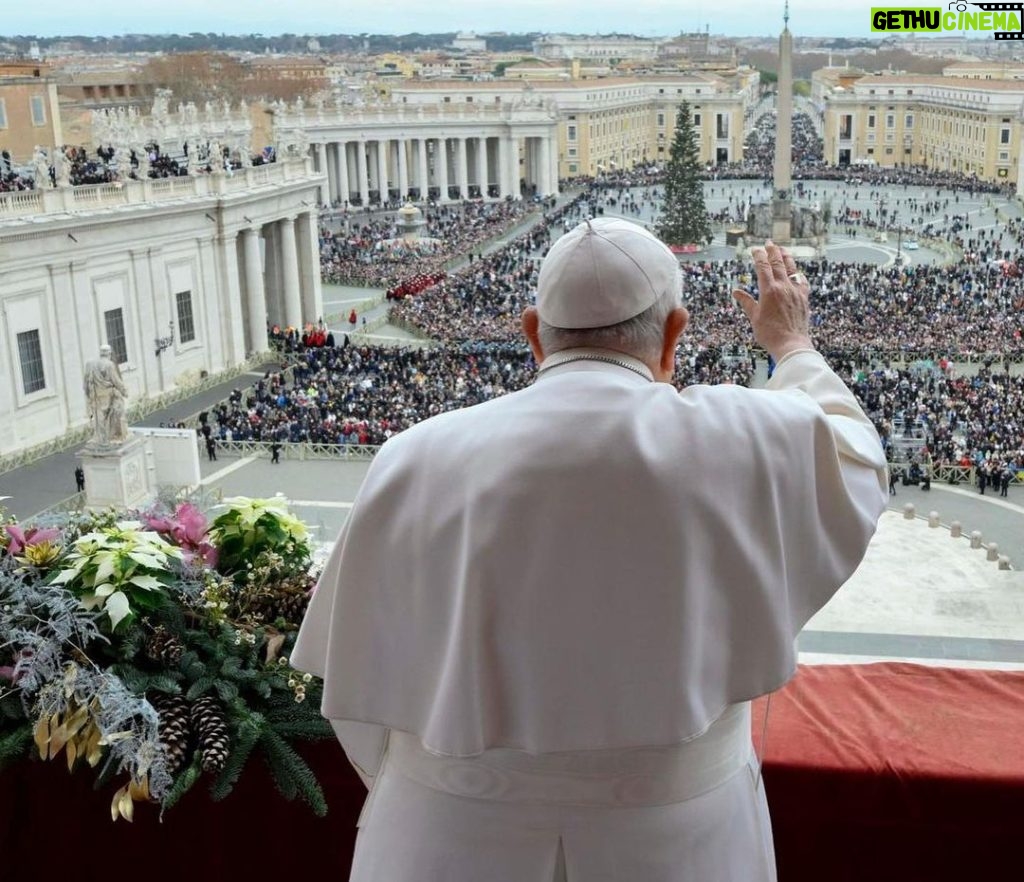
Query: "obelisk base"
78 436 153 511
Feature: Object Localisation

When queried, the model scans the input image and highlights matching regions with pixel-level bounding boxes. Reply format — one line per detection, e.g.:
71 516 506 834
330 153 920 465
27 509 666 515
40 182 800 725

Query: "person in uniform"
293 220 888 882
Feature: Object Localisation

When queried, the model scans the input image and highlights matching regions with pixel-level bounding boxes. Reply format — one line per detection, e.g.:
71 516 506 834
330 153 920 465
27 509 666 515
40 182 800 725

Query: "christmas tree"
657 102 712 248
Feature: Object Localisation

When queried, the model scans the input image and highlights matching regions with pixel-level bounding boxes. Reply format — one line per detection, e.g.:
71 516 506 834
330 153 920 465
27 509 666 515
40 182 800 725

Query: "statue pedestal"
78 437 153 511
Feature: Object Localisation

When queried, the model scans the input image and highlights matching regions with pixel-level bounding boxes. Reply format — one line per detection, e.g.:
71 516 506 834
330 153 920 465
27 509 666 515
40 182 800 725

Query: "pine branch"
162 754 203 812
209 715 263 802
259 727 328 816
0 725 32 772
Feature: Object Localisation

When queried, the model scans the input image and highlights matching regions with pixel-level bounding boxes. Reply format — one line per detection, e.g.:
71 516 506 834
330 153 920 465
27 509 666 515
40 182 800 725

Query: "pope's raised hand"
732 241 813 362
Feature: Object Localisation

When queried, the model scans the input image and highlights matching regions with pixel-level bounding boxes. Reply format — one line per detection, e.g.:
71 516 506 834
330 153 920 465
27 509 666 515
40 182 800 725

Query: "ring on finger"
788 272 807 285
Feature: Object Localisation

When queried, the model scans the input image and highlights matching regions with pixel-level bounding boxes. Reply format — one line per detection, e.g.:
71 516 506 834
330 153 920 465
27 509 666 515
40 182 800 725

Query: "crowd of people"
319 200 533 287
851 364 1021 485
197 162 1022 473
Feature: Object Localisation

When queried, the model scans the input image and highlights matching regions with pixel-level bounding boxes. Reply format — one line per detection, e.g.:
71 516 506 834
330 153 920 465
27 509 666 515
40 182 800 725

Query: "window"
1001 128 1011 145
104 308 128 365
693 113 701 126
839 114 853 139
868 114 875 128
886 114 894 128
657 113 665 126
0 99 6 129
443 96 451 103
17 329 45 394
30 95 46 127
176 291 196 343
569 163 578 173
567 124 577 141
716 114 728 139
568 147 577 157
905 114 914 129
466 96 473 103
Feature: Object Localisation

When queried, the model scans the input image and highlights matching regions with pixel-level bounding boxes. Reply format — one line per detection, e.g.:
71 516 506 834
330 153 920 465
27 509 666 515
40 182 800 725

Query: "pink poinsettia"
142 503 217 567
3 524 61 557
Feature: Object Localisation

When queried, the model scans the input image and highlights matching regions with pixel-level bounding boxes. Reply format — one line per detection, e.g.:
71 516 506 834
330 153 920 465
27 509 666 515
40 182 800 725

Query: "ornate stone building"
0 157 323 456
819 71 1024 188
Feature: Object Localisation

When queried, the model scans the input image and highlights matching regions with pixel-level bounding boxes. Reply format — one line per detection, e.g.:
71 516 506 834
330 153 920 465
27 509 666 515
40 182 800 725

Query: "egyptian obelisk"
772 2 794 243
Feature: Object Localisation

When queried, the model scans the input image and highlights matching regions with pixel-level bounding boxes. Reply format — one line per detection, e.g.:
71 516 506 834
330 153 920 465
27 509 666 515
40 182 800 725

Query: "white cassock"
292 347 888 882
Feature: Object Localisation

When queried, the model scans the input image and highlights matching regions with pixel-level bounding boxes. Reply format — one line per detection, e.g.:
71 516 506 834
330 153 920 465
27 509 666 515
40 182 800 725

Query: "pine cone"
251 587 310 625
190 695 230 774
145 626 184 667
151 693 192 777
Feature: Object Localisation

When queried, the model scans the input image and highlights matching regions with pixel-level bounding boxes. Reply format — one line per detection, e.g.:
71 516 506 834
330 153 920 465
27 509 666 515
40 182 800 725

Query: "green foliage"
657 102 713 248
48 521 183 631
1 497 333 821
0 725 32 772
162 754 202 812
259 727 328 816
207 498 311 579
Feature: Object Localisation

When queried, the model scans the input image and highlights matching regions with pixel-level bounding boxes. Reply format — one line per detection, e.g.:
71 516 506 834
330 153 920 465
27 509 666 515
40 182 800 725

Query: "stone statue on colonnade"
32 146 52 189
83 345 130 448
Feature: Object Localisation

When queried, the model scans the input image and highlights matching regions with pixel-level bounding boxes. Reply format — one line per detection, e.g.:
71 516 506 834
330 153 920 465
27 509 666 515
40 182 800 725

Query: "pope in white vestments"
292 219 888 881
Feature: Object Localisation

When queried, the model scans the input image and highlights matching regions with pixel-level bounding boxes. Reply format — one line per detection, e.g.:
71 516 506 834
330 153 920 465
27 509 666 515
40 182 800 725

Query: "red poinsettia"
141 503 217 567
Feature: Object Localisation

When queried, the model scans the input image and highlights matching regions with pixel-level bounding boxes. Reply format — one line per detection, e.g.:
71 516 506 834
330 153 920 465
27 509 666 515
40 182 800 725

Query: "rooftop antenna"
784 0 790 28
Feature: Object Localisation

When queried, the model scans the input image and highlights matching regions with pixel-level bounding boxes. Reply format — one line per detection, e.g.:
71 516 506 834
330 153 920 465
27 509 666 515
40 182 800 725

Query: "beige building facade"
0 63 63 163
389 76 749 179
821 73 1024 185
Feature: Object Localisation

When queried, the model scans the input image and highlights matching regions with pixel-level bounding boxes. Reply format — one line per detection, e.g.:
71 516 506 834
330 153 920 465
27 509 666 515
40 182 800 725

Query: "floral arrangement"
0 494 332 821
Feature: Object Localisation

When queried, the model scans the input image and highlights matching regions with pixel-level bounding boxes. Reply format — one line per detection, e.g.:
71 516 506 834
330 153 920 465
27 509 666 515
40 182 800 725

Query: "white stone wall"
0 160 323 456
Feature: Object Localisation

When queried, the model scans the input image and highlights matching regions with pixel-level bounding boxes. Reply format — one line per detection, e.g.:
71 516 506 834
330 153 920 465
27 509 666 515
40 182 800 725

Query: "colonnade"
311 133 559 206
236 209 321 350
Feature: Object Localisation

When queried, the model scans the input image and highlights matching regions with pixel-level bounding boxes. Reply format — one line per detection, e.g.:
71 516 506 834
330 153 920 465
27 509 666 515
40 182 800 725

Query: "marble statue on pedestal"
83 345 129 448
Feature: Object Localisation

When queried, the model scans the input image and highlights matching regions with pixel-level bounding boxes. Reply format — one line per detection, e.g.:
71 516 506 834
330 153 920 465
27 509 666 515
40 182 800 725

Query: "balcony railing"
0 158 318 221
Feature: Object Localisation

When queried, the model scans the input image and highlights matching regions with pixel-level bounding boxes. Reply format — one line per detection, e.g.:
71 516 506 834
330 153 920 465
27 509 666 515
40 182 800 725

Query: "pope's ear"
522 307 544 363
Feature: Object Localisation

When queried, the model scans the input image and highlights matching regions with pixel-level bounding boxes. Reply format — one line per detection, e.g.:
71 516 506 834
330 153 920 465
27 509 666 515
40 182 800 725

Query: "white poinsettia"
51 521 183 629
207 495 311 578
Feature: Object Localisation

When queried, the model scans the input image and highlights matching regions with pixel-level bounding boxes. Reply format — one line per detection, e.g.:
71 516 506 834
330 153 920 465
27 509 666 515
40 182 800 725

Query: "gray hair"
537 275 683 364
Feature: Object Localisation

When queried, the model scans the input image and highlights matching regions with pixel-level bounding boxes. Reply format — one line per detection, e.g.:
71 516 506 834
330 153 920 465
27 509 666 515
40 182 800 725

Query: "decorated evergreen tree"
657 102 712 248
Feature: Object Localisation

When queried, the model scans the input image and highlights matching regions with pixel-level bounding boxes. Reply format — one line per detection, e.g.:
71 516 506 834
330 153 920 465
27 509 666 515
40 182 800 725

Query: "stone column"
436 138 450 201
279 217 302 329
48 263 88 427
376 139 389 203
242 227 268 353
498 136 510 198
356 141 369 206
507 135 521 198
548 133 560 196
297 210 323 324
331 142 347 205
216 232 246 363
475 137 488 197
540 135 556 196
418 139 429 199
398 139 409 200
456 137 469 200
315 142 330 205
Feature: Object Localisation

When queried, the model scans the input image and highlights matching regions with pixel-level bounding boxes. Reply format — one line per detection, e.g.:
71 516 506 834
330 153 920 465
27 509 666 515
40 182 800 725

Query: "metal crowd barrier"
205 439 382 462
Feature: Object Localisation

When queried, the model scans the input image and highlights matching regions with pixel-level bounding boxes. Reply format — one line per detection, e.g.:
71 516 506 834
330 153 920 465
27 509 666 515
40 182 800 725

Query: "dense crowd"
851 364 1022 481
217 168 1024 470
319 200 534 287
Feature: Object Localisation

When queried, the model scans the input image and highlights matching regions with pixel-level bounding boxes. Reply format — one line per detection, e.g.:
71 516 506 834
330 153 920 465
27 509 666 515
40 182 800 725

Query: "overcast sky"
3 1 875 39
